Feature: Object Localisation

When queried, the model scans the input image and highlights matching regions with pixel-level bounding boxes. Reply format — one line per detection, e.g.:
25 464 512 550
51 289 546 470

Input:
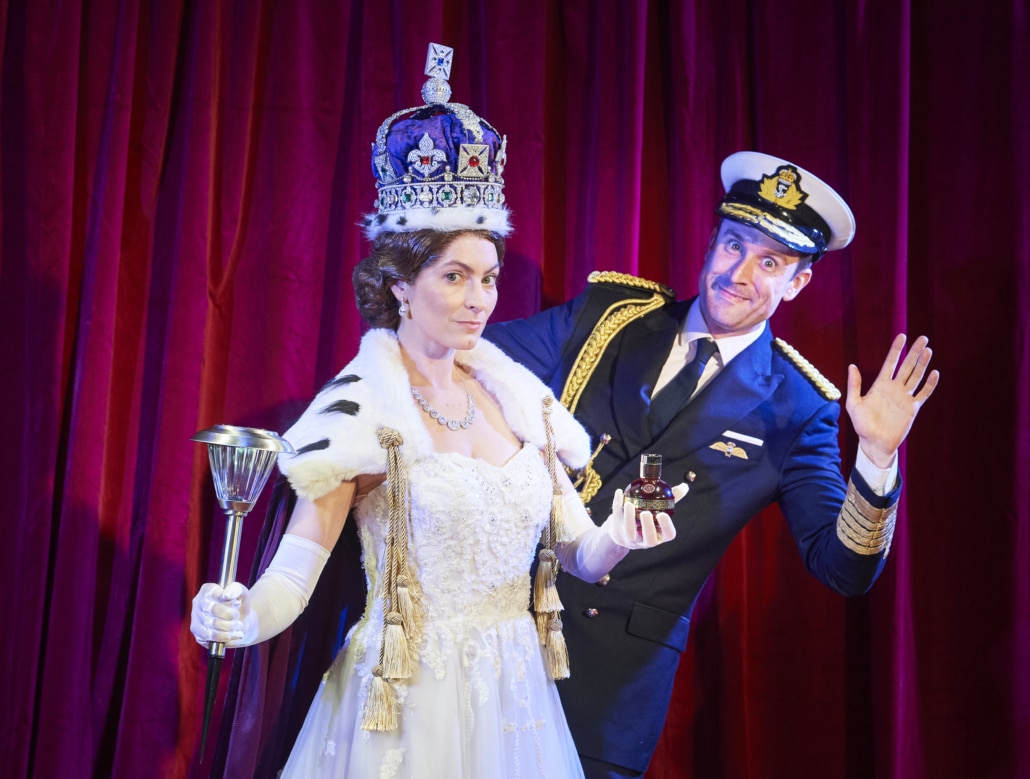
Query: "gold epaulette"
587 271 676 299
774 338 841 401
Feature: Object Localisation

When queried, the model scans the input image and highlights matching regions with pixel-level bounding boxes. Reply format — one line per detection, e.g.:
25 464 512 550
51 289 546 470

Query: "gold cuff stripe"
836 479 897 556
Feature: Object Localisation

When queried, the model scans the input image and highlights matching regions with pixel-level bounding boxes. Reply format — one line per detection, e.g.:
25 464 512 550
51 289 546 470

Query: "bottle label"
626 496 675 511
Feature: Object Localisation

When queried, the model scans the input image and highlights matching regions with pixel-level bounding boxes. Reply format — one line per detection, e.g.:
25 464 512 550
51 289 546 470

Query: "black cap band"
717 188 830 259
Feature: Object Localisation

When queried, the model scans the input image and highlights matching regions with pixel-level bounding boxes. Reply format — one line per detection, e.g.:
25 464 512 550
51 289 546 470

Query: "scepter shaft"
192 425 294 764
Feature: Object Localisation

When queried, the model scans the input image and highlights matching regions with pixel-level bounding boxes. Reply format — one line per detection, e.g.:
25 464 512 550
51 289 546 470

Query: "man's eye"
483 274 498 286
445 272 461 282
728 241 742 253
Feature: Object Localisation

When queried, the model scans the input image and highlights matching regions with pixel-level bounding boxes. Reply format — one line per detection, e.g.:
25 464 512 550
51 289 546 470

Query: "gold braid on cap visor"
717 201 821 254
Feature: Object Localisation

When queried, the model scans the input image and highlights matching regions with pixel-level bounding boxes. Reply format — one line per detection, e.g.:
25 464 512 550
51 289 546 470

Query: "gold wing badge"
710 441 749 460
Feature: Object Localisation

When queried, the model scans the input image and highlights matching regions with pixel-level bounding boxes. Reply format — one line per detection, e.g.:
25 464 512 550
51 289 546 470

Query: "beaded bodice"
354 445 551 628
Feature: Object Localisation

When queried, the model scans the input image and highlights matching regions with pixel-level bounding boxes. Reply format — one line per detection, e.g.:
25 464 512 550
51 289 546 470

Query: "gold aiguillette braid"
535 397 571 679
361 427 425 731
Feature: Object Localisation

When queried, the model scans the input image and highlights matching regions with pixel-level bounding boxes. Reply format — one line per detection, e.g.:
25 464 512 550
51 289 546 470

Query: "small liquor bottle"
624 453 675 529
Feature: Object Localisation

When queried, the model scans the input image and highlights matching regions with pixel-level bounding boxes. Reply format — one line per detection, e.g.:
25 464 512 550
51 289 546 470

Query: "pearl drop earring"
398 300 409 317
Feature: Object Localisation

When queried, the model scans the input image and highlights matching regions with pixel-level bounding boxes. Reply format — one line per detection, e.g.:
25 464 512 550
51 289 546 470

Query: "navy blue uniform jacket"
485 278 898 773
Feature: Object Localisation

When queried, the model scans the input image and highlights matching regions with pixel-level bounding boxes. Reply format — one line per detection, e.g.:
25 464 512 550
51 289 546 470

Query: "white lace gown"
281 445 586 778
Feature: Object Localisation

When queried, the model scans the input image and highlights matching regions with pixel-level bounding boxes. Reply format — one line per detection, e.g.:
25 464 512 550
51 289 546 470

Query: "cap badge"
758 165 807 210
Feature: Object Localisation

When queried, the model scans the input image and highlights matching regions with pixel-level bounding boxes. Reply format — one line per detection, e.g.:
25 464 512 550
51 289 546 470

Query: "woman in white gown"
191 44 683 779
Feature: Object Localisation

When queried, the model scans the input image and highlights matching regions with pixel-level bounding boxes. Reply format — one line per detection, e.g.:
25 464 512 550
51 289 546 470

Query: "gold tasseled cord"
360 427 425 731
534 396 571 679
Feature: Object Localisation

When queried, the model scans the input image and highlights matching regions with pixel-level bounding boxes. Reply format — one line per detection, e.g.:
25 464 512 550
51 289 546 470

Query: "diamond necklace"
410 379 476 431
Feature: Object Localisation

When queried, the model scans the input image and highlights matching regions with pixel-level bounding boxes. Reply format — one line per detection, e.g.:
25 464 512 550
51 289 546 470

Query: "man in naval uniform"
485 151 939 778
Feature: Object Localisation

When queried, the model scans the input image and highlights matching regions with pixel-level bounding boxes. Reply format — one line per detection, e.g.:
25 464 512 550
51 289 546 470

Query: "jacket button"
595 574 610 586
584 608 599 618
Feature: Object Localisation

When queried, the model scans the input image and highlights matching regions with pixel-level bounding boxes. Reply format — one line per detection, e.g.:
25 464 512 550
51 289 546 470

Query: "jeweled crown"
363 43 510 239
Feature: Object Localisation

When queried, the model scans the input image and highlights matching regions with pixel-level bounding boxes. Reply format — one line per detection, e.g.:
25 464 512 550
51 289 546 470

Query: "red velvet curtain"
2 1 1027 777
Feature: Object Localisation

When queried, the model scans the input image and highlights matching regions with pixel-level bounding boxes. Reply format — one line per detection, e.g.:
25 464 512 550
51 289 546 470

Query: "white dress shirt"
652 300 897 495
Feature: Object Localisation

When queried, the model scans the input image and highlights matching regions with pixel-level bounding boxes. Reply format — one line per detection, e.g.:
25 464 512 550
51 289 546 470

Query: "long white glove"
190 533 330 649
555 484 687 583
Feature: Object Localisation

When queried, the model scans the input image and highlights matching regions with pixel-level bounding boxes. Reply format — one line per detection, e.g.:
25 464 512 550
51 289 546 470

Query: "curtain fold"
1 1 1026 777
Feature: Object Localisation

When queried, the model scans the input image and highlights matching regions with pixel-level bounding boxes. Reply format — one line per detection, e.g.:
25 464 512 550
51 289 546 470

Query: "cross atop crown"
425 43 453 80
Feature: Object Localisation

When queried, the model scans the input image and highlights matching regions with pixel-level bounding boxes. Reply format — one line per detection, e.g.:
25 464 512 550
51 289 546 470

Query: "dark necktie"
649 338 719 433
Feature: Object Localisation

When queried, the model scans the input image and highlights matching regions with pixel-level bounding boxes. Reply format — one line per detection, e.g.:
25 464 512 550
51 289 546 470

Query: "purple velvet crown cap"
362 43 511 240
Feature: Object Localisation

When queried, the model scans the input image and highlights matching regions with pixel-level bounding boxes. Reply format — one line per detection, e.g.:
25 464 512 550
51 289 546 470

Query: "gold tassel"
535 397 574 678
396 577 415 627
549 488 575 545
361 666 398 731
543 613 570 679
533 549 564 614
366 428 425 731
396 573 424 639
535 609 550 645
542 397 575 545
382 611 412 679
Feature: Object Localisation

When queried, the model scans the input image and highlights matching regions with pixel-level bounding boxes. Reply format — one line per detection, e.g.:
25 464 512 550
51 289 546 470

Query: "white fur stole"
278 329 591 501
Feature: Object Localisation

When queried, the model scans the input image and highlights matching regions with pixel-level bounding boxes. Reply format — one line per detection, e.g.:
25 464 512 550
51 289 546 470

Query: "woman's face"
392 233 500 355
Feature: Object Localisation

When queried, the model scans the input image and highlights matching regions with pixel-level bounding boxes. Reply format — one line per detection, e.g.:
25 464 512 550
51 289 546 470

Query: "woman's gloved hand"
191 581 254 648
603 484 688 549
555 483 688 582
189 533 330 649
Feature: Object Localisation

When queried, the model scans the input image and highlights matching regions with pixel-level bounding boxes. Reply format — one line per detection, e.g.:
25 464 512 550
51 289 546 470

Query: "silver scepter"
191 424 294 762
